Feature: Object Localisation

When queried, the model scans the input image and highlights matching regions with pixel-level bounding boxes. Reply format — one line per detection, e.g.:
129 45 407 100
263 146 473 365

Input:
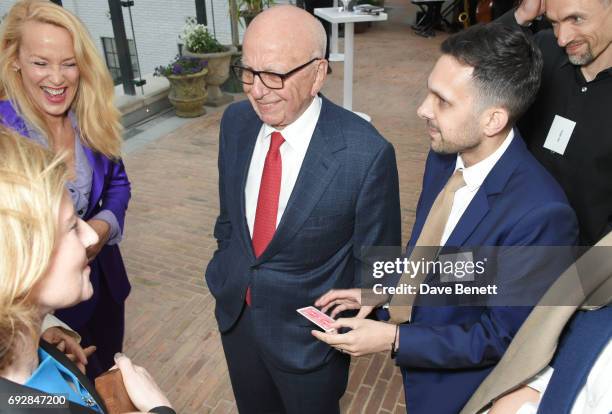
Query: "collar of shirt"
455 129 515 190
261 96 322 153
23 112 92 214
559 58 612 82
24 110 80 147
25 347 103 412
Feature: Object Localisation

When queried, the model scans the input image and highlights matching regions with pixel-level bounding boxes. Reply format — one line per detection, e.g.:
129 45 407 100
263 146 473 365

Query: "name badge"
543 115 576 156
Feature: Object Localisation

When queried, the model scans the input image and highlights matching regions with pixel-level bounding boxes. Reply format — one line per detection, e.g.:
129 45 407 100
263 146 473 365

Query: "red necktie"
247 131 285 305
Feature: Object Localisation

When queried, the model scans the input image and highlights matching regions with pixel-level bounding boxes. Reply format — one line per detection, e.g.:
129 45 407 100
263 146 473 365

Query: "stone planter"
166 68 208 118
222 47 244 94
185 46 236 107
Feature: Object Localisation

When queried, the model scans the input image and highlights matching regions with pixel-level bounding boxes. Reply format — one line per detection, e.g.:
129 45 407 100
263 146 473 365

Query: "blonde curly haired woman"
0 127 174 414
0 0 131 379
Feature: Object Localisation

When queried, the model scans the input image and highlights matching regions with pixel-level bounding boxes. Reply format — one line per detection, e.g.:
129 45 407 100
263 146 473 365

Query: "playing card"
297 306 337 333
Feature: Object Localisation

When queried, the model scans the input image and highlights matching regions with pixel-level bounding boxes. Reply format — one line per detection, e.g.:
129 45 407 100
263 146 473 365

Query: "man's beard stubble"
566 42 595 66
429 122 481 156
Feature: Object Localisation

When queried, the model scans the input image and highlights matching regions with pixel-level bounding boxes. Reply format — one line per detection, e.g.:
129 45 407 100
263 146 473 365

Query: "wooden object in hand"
94 369 138 414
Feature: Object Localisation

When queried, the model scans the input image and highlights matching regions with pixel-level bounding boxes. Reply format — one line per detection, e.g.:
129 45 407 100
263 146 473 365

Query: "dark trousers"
55 260 125 381
221 305 349 414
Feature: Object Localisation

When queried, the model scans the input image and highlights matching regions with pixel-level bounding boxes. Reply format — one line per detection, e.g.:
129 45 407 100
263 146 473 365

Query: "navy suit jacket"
206 96 402 372
396 132 578 414
538 306 612 414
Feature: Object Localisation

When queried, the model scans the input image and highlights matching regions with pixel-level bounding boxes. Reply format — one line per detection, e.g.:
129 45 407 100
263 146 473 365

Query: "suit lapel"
0 341 105 413
445 131 523 246
237 114 262 261
40 340 106 412
255 98 345 264
460 235 612 414
444 191 490 246
539 306 612 413
0 101 29 136
84 147 105 218
1 101 105 221
0 377 99 414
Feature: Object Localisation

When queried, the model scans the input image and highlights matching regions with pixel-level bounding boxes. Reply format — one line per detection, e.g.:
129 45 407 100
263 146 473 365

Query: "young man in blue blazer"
314 24 579 414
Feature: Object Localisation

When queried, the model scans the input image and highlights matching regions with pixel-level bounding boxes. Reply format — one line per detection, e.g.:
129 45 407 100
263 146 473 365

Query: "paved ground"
120 1 447 412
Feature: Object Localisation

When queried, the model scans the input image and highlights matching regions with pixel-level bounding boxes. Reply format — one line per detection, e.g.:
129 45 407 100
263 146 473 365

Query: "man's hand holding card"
297 306 338 333
300 289 399 358
311 317 398 357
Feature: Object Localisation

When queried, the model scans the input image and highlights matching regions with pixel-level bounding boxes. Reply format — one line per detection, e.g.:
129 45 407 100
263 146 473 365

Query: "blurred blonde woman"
0 0 131 379
0 126 174 414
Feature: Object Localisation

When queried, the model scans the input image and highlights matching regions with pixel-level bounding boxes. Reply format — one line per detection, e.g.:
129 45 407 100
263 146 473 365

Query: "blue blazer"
205 96 402 372
396 132 578 414
0 101 131 323
538 306 612 414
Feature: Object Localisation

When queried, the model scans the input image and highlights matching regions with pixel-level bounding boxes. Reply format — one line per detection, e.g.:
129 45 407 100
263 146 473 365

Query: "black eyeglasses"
231 58 322 90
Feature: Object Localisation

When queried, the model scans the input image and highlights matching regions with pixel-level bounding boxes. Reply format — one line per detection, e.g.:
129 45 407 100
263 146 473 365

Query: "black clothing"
499 11 612 245
0 340 175 414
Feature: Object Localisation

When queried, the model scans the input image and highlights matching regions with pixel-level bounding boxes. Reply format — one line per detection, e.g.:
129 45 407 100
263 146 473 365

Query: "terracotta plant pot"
185 46 237 107
166 68 208 118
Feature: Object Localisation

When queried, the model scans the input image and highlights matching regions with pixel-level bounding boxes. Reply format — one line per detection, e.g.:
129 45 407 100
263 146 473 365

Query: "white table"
315 7 387 121
329 0 344 62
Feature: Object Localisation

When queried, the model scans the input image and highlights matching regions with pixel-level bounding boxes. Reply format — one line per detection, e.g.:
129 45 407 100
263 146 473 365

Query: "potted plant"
236 0 274 27
154 55 208 118
221 0 271 94
182 23 236 107
221 0 274 93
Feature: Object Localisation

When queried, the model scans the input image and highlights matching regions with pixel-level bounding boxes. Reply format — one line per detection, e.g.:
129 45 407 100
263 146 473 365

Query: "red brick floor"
121 1 446 412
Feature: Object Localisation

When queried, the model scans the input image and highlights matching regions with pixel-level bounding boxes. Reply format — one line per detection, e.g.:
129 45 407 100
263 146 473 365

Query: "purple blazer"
0 100 131 311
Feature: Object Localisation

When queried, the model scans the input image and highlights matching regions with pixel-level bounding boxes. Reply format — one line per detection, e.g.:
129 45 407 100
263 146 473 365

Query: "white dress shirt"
516 339 612 414
440 129 515 245
245 96 322 237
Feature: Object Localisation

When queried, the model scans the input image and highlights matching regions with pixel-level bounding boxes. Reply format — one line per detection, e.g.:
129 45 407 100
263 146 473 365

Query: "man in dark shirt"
499 0 612 245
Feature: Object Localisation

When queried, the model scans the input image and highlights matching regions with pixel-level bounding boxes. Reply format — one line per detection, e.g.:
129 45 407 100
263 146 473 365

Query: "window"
101 37 140 85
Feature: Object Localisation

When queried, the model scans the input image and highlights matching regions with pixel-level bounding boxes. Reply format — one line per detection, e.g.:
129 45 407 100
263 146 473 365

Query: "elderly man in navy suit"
314 24 579 414
205 5 401 414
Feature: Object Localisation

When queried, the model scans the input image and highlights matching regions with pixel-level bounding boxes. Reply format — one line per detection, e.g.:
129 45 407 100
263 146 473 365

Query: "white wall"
0 0 243 77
